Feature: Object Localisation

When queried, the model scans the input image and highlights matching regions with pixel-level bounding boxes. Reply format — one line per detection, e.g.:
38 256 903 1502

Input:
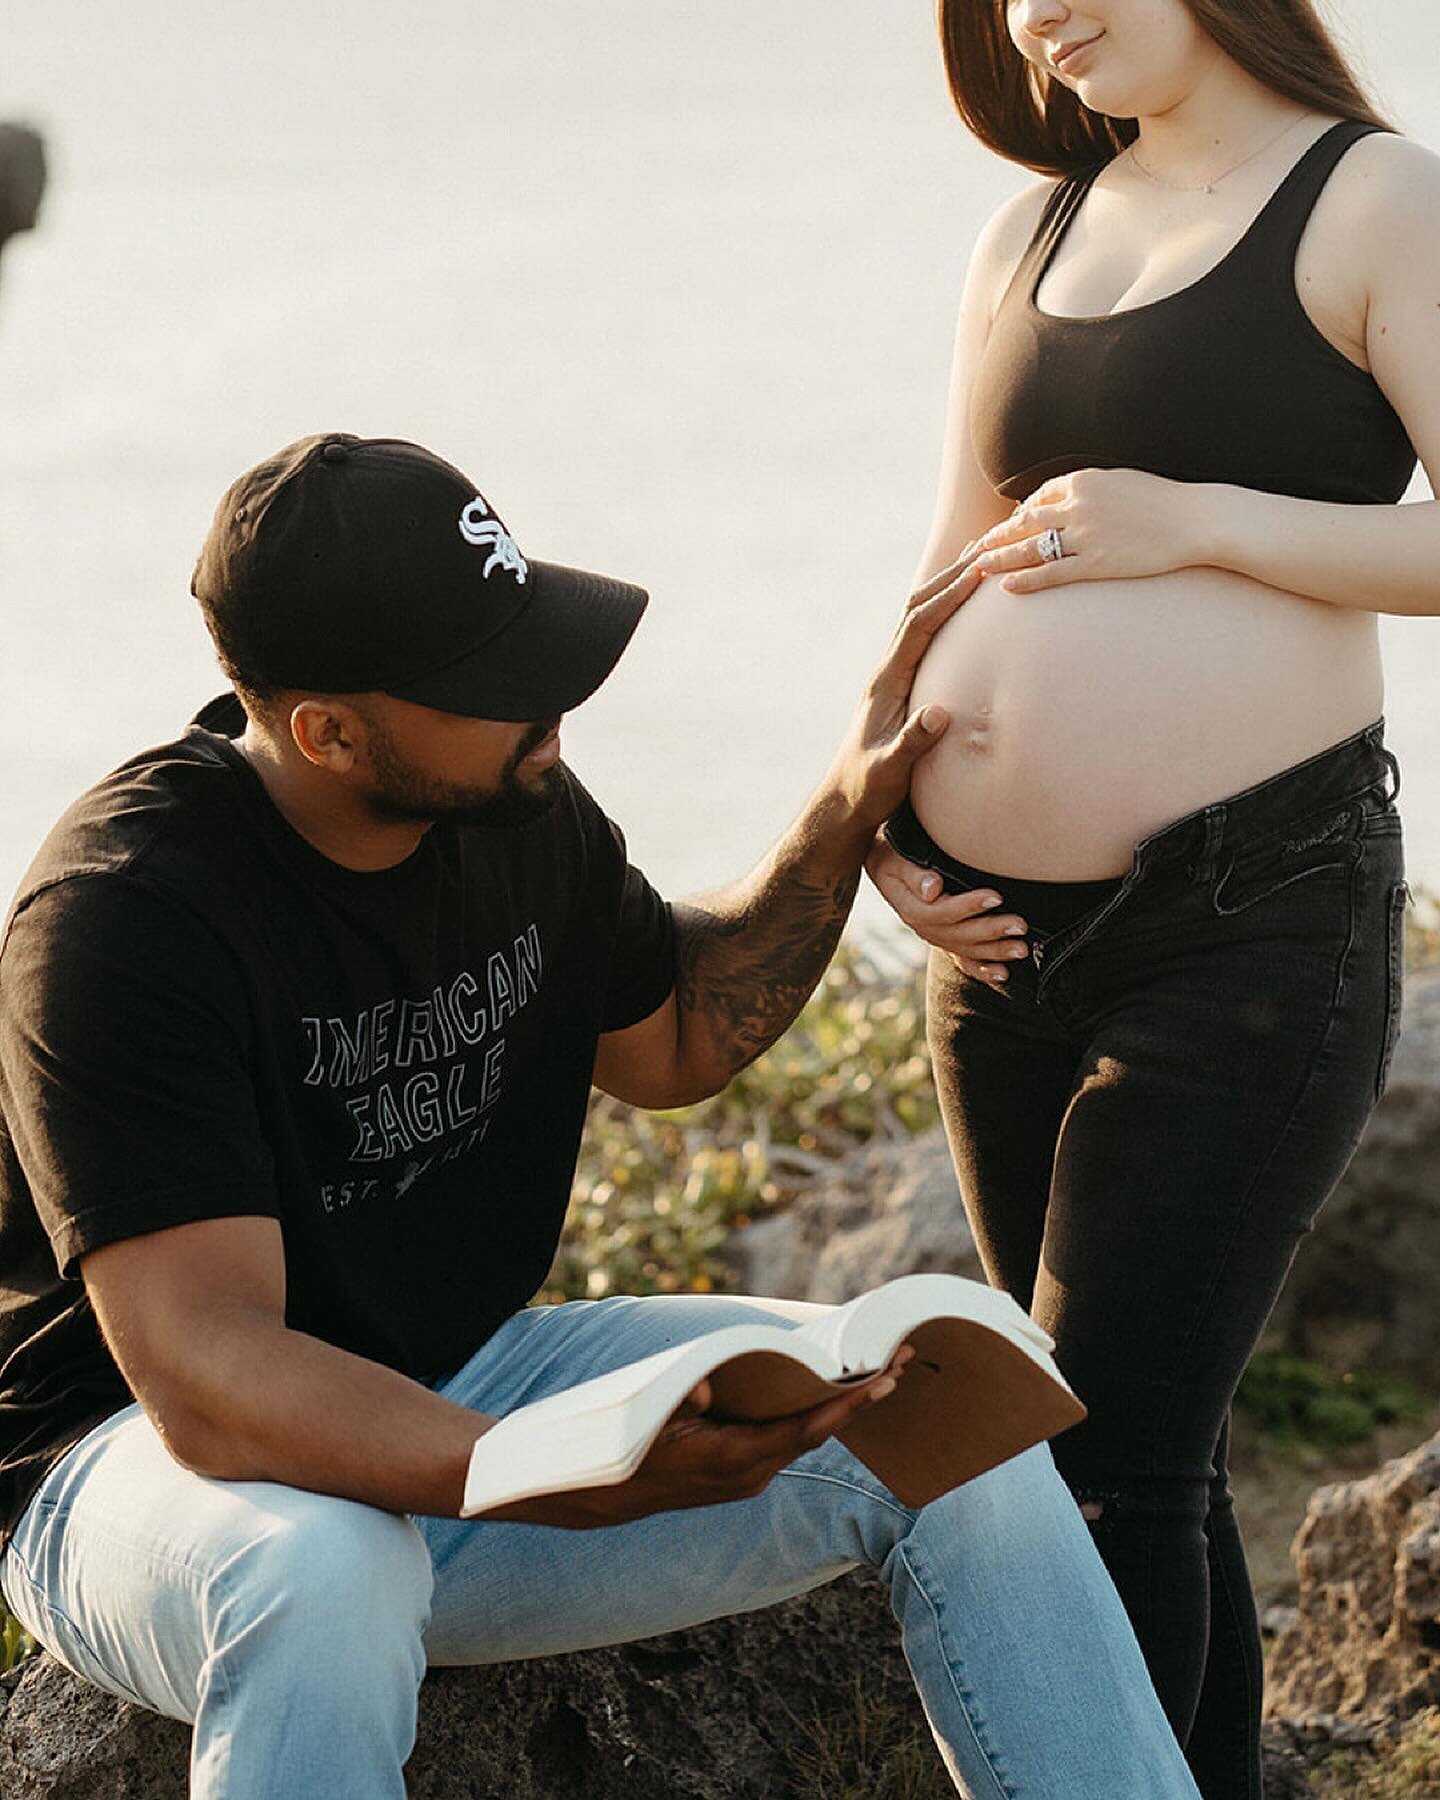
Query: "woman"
867 3 1440 1795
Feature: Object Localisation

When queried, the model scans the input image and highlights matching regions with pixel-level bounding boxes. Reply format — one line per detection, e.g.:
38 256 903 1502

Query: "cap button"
321 440 351 465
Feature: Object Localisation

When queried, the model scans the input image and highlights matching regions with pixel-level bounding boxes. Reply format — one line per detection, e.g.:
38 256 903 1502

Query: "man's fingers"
886 562 984 681
789 1370 902 1452
743 1361 907 1459
676 1377 712 1418
883 706 949 780
905 547 982 613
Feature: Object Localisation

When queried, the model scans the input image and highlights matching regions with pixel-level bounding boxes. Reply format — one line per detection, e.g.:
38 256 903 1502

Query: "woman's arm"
971 137 1440 615
910 181 1054 585
868 182 1054 984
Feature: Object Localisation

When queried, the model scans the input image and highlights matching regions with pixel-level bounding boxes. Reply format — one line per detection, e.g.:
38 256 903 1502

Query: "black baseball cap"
191 433 649 722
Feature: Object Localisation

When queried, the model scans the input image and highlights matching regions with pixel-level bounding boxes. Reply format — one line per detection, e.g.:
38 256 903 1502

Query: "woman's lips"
1053 32 1103 72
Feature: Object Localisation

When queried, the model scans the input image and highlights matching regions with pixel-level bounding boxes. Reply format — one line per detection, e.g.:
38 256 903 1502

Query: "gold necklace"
1125 113 1309 195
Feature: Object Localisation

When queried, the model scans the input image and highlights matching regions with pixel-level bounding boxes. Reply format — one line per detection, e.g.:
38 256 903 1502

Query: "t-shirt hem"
51 1186 281 1280
602 972 675 1034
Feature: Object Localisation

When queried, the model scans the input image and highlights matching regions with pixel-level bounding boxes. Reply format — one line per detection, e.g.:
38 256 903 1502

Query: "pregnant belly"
907 567 1383 880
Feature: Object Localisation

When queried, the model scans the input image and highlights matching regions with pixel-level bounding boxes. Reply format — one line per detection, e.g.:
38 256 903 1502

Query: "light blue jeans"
1 1295 1200 1799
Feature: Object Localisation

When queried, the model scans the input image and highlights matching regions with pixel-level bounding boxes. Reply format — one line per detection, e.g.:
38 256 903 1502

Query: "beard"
363 715 564 829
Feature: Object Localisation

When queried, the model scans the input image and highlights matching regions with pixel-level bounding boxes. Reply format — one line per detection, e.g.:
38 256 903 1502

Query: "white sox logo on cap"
458 497 528 584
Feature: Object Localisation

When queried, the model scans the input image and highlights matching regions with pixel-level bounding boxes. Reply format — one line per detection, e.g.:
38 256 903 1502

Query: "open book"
462 1273 1084 1516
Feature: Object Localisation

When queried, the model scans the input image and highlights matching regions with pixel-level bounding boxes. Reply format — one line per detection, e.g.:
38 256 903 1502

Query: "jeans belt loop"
1195 806 1226 885
1382 747 1401 805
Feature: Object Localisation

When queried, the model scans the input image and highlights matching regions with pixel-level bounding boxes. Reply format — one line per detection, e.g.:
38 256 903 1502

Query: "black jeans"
887 721 1407 1800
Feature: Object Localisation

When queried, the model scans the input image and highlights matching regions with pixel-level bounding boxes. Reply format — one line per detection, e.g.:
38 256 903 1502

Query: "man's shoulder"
7 699 257 931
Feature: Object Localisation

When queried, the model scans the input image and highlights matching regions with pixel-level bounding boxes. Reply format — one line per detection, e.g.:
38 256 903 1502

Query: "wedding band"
1036 528 1065 563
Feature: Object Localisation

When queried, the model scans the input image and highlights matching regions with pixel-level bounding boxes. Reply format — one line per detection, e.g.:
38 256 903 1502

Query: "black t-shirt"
0 695 675 1548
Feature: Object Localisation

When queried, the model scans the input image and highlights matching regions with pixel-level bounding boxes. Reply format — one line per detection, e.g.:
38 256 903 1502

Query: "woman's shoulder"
1323 128 1440 225
1310 129 1440 282
968 177 1062 299
976 178 1060 265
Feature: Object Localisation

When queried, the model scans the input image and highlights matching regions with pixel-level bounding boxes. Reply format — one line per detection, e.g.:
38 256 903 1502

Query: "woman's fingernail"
920 875 941 900
869 1376 897 1402
979 893 1002 909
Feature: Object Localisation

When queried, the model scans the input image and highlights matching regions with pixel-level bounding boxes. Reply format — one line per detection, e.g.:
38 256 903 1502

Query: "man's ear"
289 699 363 772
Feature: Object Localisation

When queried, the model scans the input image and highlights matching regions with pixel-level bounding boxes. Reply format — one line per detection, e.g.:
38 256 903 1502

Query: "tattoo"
672 863 860 1085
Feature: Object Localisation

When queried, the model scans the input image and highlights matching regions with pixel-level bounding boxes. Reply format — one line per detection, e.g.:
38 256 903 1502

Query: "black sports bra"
970 120 1417 506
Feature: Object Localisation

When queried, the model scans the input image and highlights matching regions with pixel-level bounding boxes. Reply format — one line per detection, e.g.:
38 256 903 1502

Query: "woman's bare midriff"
906 567 1384 880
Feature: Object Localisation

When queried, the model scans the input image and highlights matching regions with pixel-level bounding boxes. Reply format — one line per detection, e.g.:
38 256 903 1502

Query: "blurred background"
0 0 1434 932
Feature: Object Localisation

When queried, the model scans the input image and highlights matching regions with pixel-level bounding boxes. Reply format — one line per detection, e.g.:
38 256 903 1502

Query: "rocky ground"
1234 1408 1440 1637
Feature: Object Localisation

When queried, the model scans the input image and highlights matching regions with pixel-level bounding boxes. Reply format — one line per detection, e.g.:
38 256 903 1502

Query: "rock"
1258 1714 1387 1800
0 1573 934 1799
0 1575 1376 1798
1265 1429 1440 1725
0 123 46 253
725 1128 980 1303
1269 970 1440 1377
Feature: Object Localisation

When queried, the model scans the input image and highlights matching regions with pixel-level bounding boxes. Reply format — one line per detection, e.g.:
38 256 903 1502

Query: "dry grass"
779 1677 950 1800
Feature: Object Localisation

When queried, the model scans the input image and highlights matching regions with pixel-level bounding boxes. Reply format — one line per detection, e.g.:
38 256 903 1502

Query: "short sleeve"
599 822 675 1033
0 877 279 1277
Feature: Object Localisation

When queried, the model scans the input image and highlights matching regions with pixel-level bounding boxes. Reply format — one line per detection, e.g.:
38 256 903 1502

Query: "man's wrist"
806 769 895 873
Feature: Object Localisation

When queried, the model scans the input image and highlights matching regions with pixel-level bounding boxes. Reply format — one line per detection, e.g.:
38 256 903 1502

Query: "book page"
794 1273 1056 1375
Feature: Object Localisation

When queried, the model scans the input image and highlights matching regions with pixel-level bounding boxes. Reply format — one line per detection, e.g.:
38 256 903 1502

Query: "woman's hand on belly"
971 467 1218 593
865 839 1029 990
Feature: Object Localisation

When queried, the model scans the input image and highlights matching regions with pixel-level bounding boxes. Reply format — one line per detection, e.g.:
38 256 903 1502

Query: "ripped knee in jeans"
1070 1485 1121 1527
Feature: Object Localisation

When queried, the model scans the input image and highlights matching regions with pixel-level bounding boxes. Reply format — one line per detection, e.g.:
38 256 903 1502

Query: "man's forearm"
670 780 872 1096
595 565 971 1110
168 1310 488 1516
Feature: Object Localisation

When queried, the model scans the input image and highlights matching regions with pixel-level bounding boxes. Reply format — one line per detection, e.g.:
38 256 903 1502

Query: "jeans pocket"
1376 881 1409 1102
1211 812 1357 918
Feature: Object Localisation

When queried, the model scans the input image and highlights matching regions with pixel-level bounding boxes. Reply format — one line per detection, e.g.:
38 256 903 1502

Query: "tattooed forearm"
672 861 861 1087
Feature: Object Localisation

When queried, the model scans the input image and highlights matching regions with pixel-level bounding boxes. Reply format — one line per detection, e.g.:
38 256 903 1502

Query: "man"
0 434 1199 1798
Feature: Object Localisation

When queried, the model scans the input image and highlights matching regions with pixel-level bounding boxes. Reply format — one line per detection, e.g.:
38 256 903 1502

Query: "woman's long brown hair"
937 1 1390 177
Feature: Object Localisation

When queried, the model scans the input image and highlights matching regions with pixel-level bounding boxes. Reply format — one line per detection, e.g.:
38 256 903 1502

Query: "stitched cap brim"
383 560 649 722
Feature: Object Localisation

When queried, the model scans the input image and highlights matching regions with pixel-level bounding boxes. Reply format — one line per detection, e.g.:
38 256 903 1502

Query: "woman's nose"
1010 0 1072 34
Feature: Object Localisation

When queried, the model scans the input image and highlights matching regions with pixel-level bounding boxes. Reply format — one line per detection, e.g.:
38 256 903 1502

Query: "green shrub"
542 944 934 1304
2 1608 33 1673
1237 1353 1428 1451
